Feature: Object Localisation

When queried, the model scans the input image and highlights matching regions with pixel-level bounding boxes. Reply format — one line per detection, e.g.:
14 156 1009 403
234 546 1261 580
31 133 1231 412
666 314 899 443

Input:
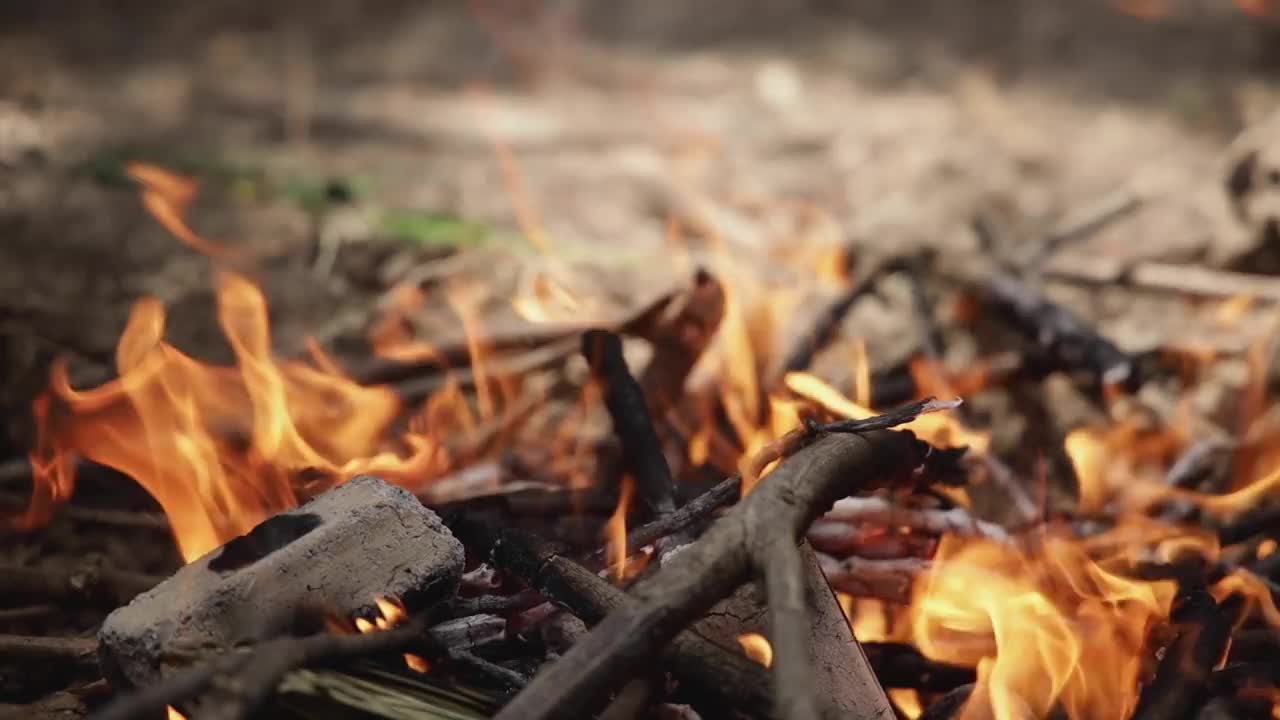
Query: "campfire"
7 4 1280 720
8 150 1280 720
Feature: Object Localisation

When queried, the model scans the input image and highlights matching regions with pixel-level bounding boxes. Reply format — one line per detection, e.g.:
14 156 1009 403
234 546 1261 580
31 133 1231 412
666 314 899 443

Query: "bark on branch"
494 428 932 720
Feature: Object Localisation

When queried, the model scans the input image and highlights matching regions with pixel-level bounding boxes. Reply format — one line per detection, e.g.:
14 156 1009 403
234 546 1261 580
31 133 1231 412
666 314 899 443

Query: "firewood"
861 642 976 692
490 423 939 720
0 634 98 669
975 270 1140 392
631 268 726 417
778 255 901 376
448 518 777 719
1132 588 1236 720
582 329 678 524
919 683 975 720
0 564 161 608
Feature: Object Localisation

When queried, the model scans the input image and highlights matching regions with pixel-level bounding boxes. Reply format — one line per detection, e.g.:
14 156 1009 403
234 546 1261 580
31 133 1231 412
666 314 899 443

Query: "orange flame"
25 274 451 561
736 633 773 667
126 164 228 259
604 476 635 581
354 595 430 673
912 533 1176 720
890 689 923 720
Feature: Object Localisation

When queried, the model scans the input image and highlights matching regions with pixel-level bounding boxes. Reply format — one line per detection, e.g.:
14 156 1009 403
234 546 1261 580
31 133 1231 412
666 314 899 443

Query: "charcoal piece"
98 476 464 688
981 272 1139 392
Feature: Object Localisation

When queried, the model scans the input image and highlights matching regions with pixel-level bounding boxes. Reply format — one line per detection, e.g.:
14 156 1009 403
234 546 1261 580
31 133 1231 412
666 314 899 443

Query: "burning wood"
97 476 463 689
12 33 1280 720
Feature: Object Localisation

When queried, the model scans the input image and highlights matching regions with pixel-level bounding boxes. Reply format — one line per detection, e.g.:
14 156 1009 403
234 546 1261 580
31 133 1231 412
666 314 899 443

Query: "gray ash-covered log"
98 476 464 689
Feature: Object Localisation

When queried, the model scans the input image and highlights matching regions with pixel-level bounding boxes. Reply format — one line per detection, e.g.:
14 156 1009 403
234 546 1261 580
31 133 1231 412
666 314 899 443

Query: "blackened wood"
1217 505 1280 546
978 271 1140 392
616 474 740 559
862 643 976 691
1017 189 1143 269
493 429 929 720
1131 588 1233 720
582 329 677 523
919 683 975 720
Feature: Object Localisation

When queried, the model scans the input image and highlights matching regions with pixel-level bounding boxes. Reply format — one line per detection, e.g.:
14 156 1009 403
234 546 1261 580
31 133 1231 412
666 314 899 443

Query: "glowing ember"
166 706 186 720
736 633 773 667
354 595 430 673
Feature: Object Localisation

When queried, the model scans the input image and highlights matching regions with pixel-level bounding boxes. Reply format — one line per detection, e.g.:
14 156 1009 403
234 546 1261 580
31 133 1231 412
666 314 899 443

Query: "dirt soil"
1 0 1279 708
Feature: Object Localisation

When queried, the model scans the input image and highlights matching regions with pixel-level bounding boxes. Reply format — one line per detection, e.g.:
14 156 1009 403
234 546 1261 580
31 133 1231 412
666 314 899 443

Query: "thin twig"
1046 258 1280 304
816 554 931 603
601 475 740 563
778 257 898 376
821 496 1011 542
0 605 54 623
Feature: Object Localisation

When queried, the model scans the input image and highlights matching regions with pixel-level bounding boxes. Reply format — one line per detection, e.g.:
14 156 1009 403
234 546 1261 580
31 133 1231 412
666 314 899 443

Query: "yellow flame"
912 534 1175 720
783 372 988 453
25 274 461 561
605 476 635 581
890 689 923 720
737 633 774 667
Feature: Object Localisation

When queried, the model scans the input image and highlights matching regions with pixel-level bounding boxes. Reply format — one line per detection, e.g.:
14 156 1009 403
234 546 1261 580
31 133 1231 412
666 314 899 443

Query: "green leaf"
379 209 493 249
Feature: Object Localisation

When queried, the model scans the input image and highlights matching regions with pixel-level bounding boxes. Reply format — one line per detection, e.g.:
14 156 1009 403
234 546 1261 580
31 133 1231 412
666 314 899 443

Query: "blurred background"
1 0 1278 453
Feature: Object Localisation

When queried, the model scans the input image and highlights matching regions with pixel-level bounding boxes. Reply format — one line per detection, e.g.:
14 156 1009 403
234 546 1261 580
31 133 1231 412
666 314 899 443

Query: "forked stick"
494 425 938 720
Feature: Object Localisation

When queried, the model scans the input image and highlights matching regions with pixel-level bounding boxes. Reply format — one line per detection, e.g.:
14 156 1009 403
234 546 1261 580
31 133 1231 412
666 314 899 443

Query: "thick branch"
495 429 929 720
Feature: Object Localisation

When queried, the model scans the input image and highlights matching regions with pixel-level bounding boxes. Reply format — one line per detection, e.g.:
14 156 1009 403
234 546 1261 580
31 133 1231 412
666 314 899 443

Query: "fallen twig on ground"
1045 257 1280 304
